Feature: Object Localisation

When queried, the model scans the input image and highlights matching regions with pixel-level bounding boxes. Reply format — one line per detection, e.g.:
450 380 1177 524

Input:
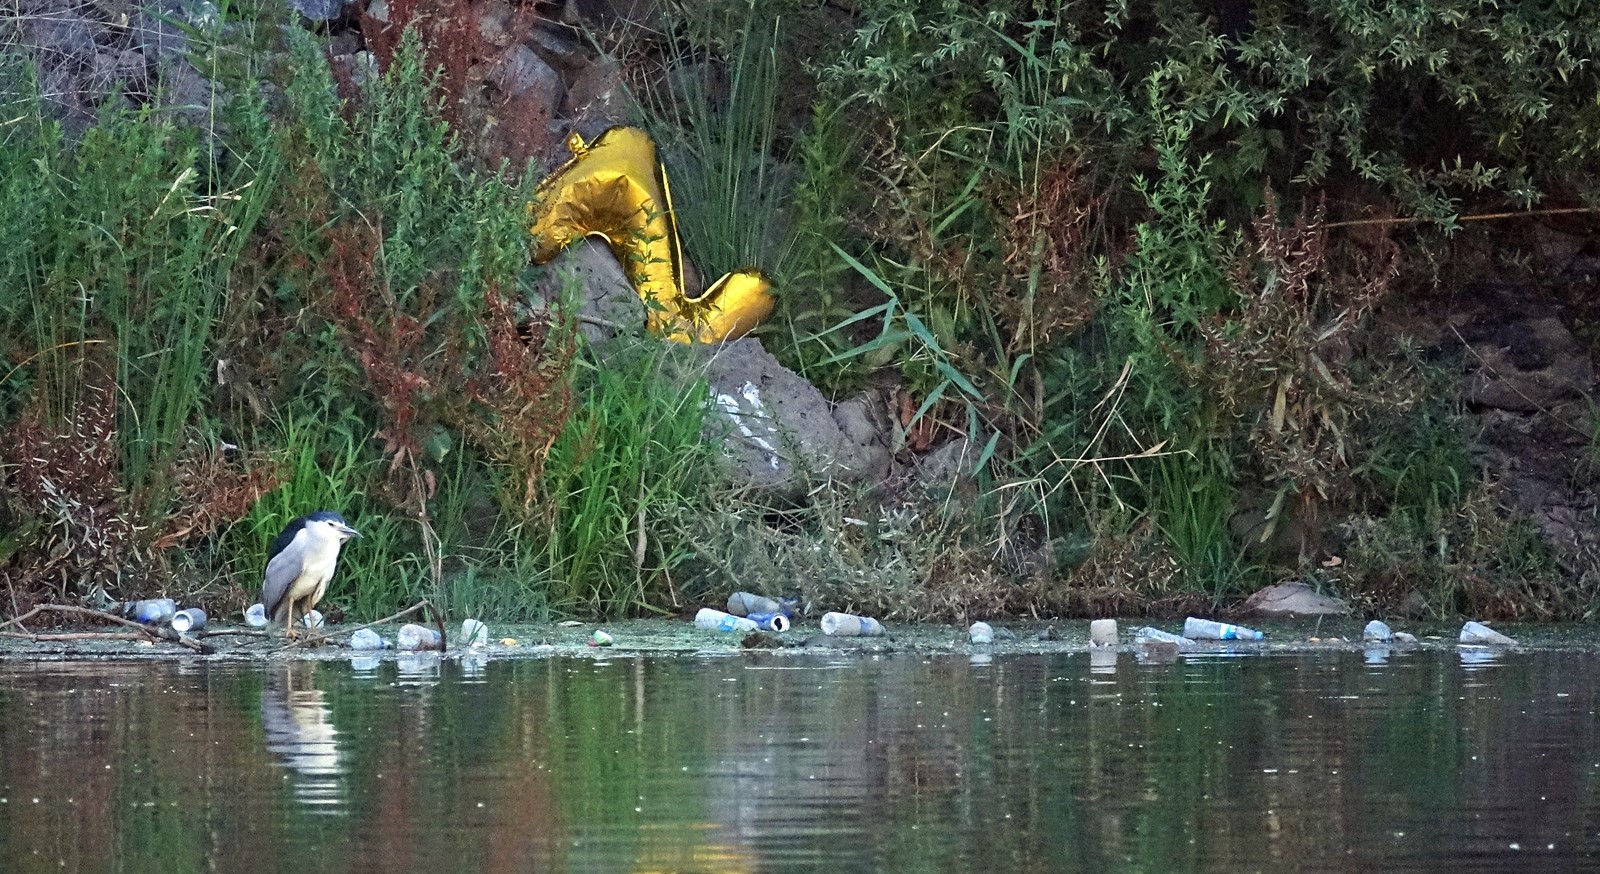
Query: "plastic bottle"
1089 618 1118 647
968 621 994 644
1460 621 1516 646
1362 620 1394 642
726 592 784 617
695 608 758 633
1134 626 1196 651
461 618 489 648
349 628 387 649
397 623 442 651
820 612 885 637
122 599 177 625
170 608 207 634
244 603 268 628
1182 617 1264 641
746 612 791 633
300 610 324 629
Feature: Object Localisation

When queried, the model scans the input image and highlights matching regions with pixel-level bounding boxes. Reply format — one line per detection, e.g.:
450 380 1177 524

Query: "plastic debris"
820 612 885 637
397 623 443 651
1393 631 1418 645
1089 619 1118 647
170 608 207 634
590 629 614 647
121 599 177 625
1182 617 1264 641
499 638 519 647
244 603 268 628
461 618 489 648
349 628 387 650
969 622 994 644
746 611 791 633
695 608 759 633
1134 627 1196 652
1460 621 1517 646
727 591 787 617
300 610 324 629
1363 620 1394 642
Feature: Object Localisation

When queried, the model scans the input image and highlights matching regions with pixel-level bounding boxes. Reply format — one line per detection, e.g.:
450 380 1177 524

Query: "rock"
699 338 883 496
912 437 975 498
1241 581 1349 618
829 394 893 481
475 0 516 48
291 0 346 20
560 55 627 137
488 44 563 105
530 239 645 344
526 21 589 74
25 12 102 64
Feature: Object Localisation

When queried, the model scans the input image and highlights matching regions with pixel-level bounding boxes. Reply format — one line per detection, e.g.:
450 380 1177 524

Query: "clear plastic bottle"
397 623 442 650
1182 617 1264 641
123 599 177 625
460 618 489 647
243 603 268 628
1135 626 1196 651
1460 621 1516 646
1362 620 1394 642
820 612 885 637
300 610 324 629
349 628 387 649
968 621 994 644
695 608 758 633
726 592 783 617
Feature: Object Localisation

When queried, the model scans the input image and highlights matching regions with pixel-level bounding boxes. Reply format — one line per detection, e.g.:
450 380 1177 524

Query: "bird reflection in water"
261 661 346 813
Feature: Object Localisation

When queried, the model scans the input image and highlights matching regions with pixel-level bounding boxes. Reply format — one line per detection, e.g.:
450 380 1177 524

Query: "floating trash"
1182 617 1264 641
820 612 885 637
170 608 207 634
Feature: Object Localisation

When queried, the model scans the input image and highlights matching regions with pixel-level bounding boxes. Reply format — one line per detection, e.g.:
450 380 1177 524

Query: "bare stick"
0 631 150 642
273 599 437 651
0 605 213 653
1324 205 1598 230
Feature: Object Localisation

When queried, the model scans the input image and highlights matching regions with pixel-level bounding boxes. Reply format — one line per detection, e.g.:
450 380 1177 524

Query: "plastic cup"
170 608 207 634
820 612 885 637
461 618 489 648
1089 618 1118 647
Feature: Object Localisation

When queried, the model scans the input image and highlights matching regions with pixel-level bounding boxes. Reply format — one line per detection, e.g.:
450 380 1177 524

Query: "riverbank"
0 616 1587 662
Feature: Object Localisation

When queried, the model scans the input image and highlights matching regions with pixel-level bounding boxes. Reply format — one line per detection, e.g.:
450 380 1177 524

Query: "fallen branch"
0 631 150 643
274 599 446 652
0 604 214 654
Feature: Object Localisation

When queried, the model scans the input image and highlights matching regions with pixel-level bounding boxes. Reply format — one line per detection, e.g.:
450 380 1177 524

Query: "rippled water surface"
2 647 1599 872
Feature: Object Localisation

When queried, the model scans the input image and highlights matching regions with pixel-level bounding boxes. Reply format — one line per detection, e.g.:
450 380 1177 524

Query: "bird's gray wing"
263 535 308 618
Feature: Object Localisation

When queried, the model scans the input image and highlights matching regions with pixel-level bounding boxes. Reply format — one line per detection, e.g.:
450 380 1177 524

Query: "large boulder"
1241 581 1349 618
699 339 891 496
528 239 645 344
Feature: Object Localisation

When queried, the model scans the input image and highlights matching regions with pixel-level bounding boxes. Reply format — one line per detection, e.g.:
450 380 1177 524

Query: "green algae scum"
2 637 1600 872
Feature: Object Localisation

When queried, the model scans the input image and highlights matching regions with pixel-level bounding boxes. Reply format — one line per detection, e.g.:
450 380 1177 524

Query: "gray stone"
1241 581 1349 618
699 338 881 496
291 0 345 20
560 55 626 134
526 21 588 74
912 437 975 497
488 44 564 107
25 12 101 64
531 239 645 344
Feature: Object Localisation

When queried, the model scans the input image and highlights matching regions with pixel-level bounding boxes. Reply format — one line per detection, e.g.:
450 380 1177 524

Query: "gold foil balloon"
528 127 774 343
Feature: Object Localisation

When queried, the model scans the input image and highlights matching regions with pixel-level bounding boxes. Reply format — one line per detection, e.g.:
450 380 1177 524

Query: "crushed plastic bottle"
695 608 758 633
349 628 387 649
1134 626 1196 652
460 618 489 648
969 622 995 644
1460 621 1516 646
121 599 177 625
397 623 443 651
820 612 885 637
300 610 324 629
726 592 784 617
244 603 268 628
1363 620 1394 642
170 608 207 634
1182 617 1264 641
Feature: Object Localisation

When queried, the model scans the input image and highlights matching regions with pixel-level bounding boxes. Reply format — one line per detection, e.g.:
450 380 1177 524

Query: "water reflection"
260 662 345 813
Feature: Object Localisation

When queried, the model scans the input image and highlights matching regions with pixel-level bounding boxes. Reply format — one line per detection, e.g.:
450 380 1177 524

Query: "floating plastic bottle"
746 611 791 633
244 603 268 628
170 608 207 634
969 621 994 644
820 612 885 637
1182 617 1264 641
726 592 787 617
1460 621 1516 646
349 628 387 650
461 618 489 648
300 610 324 629
695 608 758 633
1089 619 1118 647
397 623 443 651
1363 620 1394 642
122 599 177 625
1134 626 1196 652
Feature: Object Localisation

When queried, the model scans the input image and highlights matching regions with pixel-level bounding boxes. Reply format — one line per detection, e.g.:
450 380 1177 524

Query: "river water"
1 647 1598 872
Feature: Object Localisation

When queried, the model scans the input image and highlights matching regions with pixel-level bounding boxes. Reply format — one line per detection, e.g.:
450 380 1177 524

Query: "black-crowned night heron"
263 511 360 636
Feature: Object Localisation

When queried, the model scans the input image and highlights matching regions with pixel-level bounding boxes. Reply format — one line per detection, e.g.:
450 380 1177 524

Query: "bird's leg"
285 603 299 640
